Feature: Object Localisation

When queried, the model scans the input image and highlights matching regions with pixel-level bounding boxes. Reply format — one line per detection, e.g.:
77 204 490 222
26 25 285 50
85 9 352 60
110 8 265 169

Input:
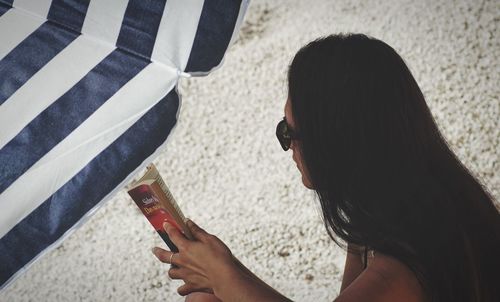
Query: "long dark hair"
287 33 500 302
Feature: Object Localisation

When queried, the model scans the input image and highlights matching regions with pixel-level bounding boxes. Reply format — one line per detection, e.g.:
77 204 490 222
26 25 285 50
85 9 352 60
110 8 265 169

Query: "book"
127 163 193 252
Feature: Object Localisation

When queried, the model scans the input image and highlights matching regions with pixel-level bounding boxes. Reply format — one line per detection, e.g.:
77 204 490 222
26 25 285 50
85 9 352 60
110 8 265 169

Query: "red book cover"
128 184 182 252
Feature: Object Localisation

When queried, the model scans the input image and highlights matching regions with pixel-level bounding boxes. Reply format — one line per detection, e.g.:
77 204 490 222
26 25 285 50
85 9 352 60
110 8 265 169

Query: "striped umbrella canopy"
0 0 249 290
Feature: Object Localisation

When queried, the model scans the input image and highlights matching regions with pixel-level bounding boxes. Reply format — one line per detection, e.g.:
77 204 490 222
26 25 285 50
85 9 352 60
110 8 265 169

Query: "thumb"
186 219 209 241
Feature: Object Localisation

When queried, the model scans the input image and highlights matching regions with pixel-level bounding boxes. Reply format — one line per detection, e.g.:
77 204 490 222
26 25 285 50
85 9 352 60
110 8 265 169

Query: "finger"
185 292 217 302
168 266 183 279
163 222 189 250
152 247 177 265
199 288 215 295
186 219 210 242
178 284 213 296
177 283 198 296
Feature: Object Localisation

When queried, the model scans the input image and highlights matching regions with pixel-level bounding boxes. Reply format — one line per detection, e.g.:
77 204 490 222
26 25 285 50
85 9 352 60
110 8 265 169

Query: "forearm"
234 257 290 298
214 258 292 302
340 243 365 292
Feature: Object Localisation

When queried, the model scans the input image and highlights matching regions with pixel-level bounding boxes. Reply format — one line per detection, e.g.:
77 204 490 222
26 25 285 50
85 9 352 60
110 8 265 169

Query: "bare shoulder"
335 251 429 302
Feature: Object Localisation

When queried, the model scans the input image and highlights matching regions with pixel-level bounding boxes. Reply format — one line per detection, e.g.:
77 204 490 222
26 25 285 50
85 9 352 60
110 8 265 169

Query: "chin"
302 176 314 190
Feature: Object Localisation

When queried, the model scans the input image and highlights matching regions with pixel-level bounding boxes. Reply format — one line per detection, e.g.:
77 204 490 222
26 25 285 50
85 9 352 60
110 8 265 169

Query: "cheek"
294 152 304 171
290 150 298 166
295 151 309 177
294 147 303 164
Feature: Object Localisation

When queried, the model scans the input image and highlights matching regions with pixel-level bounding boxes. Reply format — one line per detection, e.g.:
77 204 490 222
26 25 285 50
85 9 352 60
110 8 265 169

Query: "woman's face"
284 98 314 189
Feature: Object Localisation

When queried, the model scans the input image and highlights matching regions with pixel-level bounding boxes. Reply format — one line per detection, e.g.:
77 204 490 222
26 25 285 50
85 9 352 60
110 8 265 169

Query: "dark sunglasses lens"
276 120 291 151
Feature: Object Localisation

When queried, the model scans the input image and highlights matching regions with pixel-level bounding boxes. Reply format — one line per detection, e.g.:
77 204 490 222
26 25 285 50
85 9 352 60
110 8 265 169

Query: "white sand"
1 0 498 301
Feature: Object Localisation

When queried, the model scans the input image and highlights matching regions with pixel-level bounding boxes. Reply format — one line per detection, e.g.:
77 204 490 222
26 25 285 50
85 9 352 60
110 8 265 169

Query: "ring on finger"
169 253 175 265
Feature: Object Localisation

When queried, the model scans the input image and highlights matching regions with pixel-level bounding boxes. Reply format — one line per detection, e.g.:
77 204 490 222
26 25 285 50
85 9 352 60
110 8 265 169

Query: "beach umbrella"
0 0 249 290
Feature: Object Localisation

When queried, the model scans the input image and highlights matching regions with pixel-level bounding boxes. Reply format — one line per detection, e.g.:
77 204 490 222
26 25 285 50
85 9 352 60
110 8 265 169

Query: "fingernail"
151 247 157 254
163 222 169 230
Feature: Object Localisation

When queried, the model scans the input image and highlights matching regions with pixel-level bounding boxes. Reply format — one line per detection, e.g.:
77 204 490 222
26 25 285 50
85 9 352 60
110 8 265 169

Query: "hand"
152 219 238 296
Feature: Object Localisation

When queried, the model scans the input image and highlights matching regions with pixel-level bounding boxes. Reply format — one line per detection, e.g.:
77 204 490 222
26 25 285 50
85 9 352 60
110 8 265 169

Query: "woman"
152 33 500 302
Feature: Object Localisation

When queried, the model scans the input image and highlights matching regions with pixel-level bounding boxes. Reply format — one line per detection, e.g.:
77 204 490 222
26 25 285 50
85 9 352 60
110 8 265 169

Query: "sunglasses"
276 116 300 151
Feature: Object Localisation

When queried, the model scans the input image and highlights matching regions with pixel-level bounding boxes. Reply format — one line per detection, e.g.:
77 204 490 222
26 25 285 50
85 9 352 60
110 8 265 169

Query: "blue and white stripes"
0 0 248 290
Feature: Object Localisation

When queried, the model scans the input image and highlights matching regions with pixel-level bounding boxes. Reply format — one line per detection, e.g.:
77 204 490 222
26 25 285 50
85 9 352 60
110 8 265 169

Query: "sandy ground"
1 0 498 301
